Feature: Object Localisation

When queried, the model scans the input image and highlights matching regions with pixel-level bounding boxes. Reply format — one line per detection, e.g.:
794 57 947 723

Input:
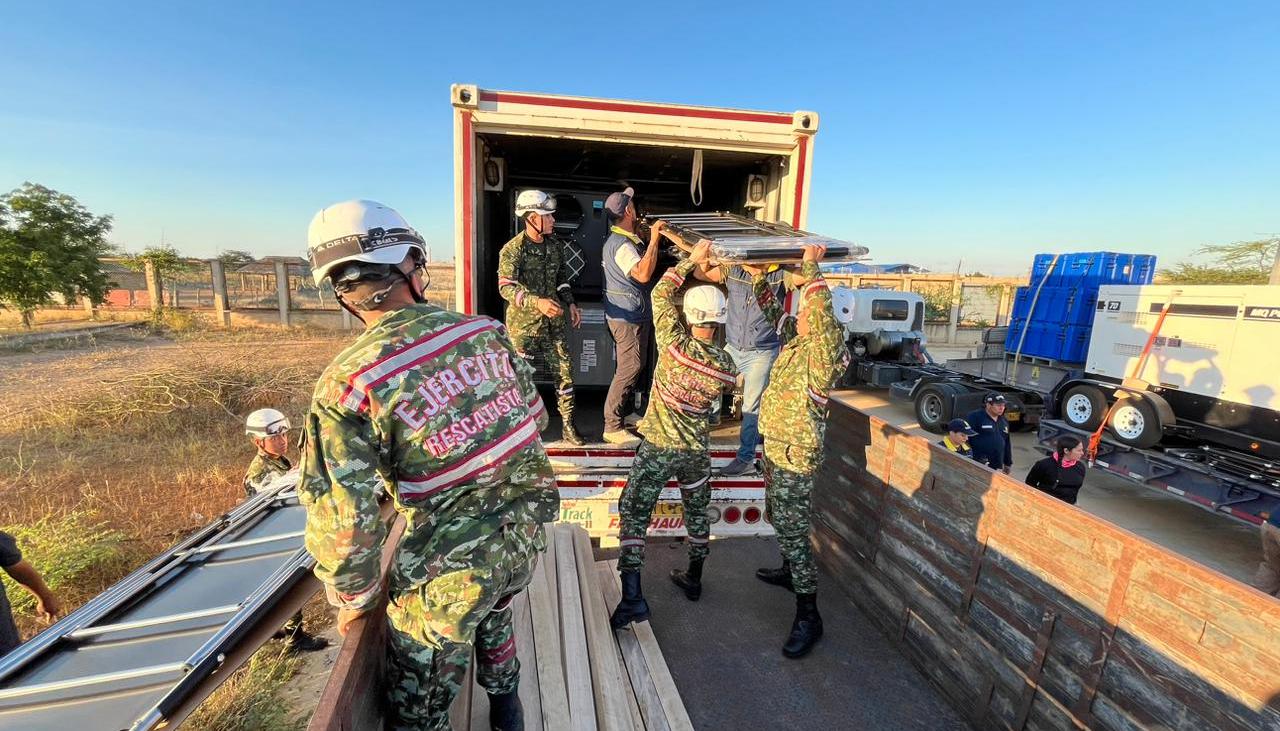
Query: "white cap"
246 408 290 437
306 200 427 286
683 285 727 325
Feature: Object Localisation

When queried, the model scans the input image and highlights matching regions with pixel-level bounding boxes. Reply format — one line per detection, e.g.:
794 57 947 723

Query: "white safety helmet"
306 200 428 286
514 190 556 218
683 285 728 325
246 408 290 437
830 285 856 325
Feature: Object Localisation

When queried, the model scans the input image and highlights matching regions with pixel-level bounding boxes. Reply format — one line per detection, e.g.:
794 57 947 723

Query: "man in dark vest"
600 187 663 446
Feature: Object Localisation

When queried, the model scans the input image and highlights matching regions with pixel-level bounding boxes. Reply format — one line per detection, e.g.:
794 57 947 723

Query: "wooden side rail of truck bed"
815 397 1280 730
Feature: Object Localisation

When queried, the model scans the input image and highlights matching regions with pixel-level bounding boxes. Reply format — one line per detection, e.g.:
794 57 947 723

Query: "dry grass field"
0 320 353 729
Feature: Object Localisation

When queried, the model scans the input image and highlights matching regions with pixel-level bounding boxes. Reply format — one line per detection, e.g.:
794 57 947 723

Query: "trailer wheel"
1108 395 1161 449
1061 384 1108 431
914 384 954 433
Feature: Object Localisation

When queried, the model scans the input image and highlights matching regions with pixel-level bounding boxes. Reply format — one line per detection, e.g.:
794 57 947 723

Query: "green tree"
217 249 255 267
124 243 196 279
1163 238 1278 285
0 183 114 328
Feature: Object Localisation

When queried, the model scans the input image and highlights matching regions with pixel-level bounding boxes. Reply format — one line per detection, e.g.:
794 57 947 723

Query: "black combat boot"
669 558 704 601
755 559 794 591
488 689 524 731
285 629 330 653
610 570 651 629
562 420 586 446
782 592 824 658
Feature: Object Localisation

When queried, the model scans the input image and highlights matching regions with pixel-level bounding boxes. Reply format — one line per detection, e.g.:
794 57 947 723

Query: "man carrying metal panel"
610 240 739 629
695 253 788 476
600 186 664 446
300 200 559 730
751 245 850 658
497 190 585 445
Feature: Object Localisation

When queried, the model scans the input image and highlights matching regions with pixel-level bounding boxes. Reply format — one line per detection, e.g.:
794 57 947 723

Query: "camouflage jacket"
637 260 738 451
298 304 560 611
756 262 850 463
243 451 292 497
497 232 575 335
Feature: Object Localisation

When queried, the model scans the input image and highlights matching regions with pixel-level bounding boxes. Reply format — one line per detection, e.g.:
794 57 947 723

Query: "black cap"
946 418 978 436
984 393 1007 405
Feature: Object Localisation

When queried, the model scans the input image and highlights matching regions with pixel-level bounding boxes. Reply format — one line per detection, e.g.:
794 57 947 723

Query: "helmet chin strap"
335 264 425 321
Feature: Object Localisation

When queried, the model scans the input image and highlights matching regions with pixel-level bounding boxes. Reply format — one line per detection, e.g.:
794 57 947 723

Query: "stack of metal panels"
0 477 316 731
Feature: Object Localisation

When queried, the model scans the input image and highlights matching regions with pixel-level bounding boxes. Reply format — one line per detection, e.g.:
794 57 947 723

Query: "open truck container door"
451 85 821 545
451 84 819 317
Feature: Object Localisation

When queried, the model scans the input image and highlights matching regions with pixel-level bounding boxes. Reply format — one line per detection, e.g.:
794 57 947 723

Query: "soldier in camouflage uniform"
300 200 559 731
242 409 328 652
497 190 585 445
753 245 850 658
610 240 738 629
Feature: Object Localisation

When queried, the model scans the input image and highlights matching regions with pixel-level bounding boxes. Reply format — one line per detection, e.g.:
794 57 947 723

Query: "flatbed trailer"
1037 419 1280 527
846 355 1043 433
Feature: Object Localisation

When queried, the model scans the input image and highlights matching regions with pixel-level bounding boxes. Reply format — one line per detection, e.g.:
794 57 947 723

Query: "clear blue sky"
2 1 1276 275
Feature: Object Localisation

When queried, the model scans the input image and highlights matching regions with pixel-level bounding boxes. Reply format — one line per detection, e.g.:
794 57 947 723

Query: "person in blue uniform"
966 393 1012 473
937 418 978 458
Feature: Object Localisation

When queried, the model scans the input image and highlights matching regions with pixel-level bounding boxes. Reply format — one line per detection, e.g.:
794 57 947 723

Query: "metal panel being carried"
0 478 315 731
651 212 867 264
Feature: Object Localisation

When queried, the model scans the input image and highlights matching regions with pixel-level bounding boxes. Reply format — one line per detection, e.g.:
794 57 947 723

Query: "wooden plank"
596 561 672 731
606 560 695 731
570 528 637 731
529 526 571 730
512 590 544 731
555 525 597 731
1128 556 1280 646
308 507 402 731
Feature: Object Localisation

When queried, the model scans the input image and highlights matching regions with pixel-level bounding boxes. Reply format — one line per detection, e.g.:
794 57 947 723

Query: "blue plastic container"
1010 286 1099 326
1030 252 1156 288
1004 319 1092 363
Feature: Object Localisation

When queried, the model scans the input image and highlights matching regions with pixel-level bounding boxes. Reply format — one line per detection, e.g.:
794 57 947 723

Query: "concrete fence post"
946 279 963 345
144 260 163 312
210 259 232 327
996 285 1013 326
274 260 291 327
82 295 97 319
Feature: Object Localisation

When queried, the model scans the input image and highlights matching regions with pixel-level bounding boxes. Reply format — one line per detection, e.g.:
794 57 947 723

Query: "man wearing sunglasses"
497 189 585 445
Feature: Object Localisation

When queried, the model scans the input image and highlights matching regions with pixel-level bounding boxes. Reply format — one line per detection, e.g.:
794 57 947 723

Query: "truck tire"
1107 395 1161 449
914 384 955 434
1061 384 1108 431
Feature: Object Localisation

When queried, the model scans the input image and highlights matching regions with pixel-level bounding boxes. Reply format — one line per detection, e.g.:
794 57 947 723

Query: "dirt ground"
0 328 354 729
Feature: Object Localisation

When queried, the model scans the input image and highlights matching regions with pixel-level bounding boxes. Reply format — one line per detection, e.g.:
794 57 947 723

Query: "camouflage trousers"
509 325 575 426
618 441 712 572
763 444 821 594
384 522 543 731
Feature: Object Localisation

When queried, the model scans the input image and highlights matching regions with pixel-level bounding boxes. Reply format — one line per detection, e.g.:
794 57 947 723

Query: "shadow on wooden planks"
309 522 692 731
815 397 1280 731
